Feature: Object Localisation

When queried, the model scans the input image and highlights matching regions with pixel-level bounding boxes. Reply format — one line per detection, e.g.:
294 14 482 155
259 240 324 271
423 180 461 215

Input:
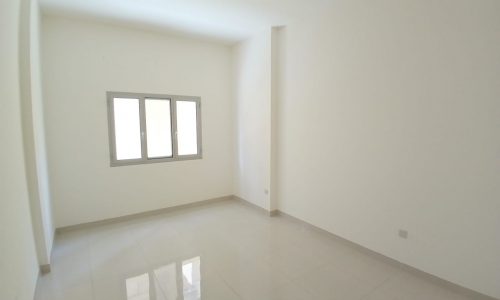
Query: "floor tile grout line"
82 229 98 300
207 267 245 300
359 275 394 300
135 225 174 300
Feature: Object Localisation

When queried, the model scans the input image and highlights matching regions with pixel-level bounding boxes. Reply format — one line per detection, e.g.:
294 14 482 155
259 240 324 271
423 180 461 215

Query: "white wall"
0 0 40 298
30 0 55 263
42 16 234 228
19 0 55 267
233 30 273 211
276 0 500 298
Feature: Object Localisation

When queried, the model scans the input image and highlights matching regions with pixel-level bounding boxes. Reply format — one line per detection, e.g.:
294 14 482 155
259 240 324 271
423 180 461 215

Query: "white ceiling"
39 0 332 44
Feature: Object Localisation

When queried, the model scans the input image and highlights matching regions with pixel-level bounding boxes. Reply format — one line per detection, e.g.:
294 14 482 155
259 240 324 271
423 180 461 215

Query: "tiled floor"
35 200 477 300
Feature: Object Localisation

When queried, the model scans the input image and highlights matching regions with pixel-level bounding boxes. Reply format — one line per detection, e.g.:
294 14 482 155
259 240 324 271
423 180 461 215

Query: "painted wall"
276 0 500 298
0 0 40 298
19 0 55 267
233 31 272 211
42 16 234 228
31 0 55 263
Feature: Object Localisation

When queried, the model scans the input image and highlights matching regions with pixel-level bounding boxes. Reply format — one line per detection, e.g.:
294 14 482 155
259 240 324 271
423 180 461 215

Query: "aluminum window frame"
107 91 202 167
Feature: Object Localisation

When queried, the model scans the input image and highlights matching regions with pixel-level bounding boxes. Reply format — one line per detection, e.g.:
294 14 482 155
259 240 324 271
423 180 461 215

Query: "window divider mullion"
171 98 178 159
139 97 148 162
107 95 117 164
196 99 202 157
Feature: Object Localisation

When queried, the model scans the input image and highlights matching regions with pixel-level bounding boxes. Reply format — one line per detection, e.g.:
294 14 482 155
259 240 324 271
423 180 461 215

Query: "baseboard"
233 195 277 217
56 195 234 234
40 264 51 274
269 209 279 217
275 210 498 300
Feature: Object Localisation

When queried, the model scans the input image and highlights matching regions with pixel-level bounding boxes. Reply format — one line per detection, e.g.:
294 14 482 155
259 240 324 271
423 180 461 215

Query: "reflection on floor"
126 256 201 300
35 199 478 300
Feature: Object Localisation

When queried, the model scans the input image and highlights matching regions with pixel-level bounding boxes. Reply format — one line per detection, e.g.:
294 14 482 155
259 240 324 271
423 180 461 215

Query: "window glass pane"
145 99 172 158
176 101 198 155
113 98 142 160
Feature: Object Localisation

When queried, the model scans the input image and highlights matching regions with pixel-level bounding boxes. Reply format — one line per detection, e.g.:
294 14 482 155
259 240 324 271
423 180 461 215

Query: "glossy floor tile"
35 200 479 300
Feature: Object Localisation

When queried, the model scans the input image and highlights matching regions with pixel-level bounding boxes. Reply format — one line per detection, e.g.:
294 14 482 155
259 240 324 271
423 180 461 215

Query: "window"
107 92 202 166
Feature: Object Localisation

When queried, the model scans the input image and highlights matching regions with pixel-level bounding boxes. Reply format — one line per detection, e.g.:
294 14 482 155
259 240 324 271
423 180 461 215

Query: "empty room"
1 0 499 299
